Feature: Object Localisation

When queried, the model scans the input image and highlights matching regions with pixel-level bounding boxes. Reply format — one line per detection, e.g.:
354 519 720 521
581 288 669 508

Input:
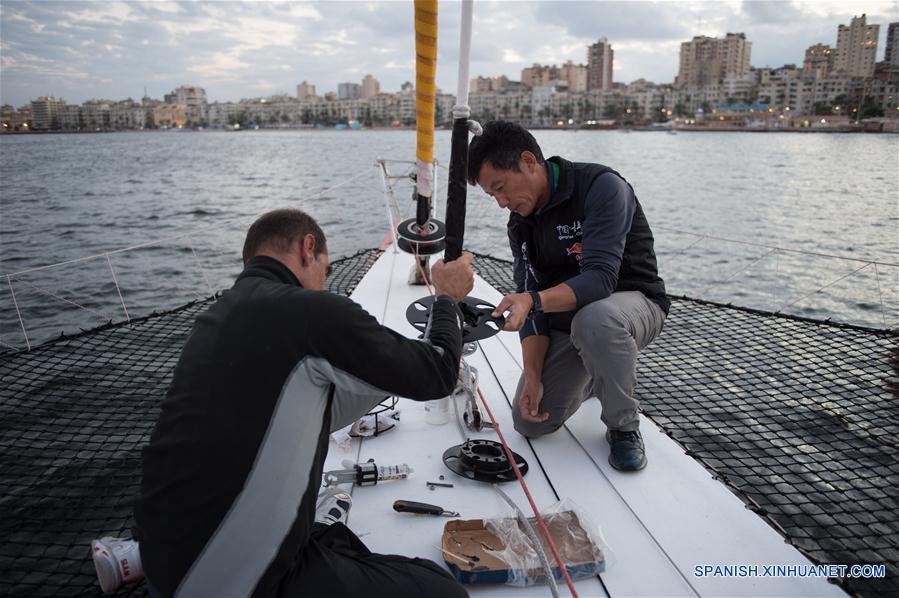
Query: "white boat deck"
324 248 844 597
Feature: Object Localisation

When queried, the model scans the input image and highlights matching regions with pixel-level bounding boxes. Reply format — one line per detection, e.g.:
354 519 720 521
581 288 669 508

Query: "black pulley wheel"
396 218 446 244
396 237 446 255
443 439 529 483
406 295 504 342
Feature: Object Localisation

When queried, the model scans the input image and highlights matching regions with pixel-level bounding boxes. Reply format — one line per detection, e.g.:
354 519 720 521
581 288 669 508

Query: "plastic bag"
481 498 610 587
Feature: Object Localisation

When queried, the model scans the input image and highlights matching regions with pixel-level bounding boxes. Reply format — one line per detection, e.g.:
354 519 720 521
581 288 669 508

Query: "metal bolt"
427 481 454 488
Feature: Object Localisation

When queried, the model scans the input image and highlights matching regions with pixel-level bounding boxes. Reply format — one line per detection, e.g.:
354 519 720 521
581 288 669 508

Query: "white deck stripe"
471 272 844 597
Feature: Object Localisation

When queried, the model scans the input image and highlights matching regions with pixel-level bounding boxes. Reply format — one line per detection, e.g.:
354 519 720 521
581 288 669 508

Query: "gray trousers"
512 291 666 437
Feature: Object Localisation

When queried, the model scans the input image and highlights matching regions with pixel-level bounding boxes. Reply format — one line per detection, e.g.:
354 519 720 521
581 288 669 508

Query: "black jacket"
509 156 669 339
134 256 461 597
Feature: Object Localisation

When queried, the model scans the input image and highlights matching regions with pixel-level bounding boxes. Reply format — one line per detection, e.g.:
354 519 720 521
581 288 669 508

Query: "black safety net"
0 249 895 597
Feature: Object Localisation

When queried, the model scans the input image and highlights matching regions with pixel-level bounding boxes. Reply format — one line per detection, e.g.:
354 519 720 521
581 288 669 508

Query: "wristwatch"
528 291 543 316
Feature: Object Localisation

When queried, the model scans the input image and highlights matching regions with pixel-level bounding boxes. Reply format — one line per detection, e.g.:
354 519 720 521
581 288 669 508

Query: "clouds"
0 0 895 107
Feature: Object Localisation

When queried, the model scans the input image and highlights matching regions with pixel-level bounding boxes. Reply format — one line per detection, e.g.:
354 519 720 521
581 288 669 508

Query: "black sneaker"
606 429 647 471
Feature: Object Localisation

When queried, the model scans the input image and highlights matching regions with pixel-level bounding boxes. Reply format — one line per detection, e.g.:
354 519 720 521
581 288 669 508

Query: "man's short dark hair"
242 208 327 264
467 120 545 184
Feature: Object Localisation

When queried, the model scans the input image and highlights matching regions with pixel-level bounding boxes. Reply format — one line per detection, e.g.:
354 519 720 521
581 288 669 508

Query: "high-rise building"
164 85 208 124
560 61 588 93
338 82 362 100
834 14 879 78
521 64 559 89
30 96 64 130
587 38 613 90
802 44 834 79
297 80 316 100
361 75 380 99
884 22 899 68
676 33 751 88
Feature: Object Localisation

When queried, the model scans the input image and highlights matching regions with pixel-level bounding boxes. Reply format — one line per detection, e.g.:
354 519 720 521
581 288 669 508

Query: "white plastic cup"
425 396 451 425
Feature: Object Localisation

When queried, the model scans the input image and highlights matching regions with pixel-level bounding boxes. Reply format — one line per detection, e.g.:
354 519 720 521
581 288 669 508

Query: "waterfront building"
362 75 380 99
30 96 64 130
206 102 241 127
397 86 416 124
1 104 32 132
803 44 834 79
110 99 146 130
296 80 316 100
834 14 879 78
721 77 754 104
56 105 82 131
676 33 751 88
338 82 362 100
470 76 493 93
367 93 398 124
80 100 112 131
164 85 208 126
587 38 613 91
521 64 559 89
885 23 899 69
560 61 588 93
436 92 456 125
152 103 186 128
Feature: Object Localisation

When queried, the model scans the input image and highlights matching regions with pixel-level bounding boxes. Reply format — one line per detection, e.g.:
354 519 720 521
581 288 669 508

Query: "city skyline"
1 0 897 106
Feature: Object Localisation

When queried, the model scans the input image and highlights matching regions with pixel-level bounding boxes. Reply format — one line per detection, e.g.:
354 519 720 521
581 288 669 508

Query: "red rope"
408 243 577 595
475 386 579 597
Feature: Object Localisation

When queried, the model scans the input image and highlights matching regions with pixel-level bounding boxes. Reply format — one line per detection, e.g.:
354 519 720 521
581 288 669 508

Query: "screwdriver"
393 500 460 517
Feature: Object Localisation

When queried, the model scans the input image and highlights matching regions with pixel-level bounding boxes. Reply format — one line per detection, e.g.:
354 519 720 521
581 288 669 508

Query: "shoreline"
3 124 898 135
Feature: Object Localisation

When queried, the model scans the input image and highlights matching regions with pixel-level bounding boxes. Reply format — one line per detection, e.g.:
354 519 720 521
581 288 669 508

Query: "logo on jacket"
566 242 583 260
556 220 582 241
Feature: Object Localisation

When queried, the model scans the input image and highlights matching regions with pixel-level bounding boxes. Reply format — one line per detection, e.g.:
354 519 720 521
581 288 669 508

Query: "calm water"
1 129 896 348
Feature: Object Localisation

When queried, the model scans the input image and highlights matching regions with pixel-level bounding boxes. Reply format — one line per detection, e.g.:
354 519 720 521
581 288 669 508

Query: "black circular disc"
396 237 446 255
406 295 505 342
443 439 529 483
396 218 446 244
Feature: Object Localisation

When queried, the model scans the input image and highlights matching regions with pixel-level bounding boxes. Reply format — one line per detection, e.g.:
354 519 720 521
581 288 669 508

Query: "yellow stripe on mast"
414 0 437 198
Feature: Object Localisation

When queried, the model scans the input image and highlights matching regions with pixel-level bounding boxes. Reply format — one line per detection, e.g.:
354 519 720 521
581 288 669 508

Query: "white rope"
106 254 131 324
377 160 401 249
655 226 899 268
304 168 373 200
7 278 114 323
872 263 888 330
188 239 217 300
777 262 872 314
698 247 778 298
2 171 378 279
663 234 707 264
6 275 30 351
0 335 22 351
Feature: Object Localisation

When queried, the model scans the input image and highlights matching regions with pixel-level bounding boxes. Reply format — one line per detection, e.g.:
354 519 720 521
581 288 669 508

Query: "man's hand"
519 375 548 423
431 252 474 303
492 292 534 332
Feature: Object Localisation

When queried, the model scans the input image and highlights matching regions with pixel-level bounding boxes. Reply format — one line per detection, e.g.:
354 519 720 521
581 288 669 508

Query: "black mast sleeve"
443 116 469 261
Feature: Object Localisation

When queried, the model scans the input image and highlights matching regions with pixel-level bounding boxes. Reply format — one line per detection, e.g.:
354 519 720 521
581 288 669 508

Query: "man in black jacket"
468 121 668 472
135 209 471 597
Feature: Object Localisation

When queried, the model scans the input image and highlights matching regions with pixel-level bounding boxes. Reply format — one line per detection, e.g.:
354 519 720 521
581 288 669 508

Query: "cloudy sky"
1 1 896 107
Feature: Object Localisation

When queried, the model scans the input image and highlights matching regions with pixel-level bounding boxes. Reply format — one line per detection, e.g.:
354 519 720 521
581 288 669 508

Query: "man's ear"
520 151 538 173
299 234 316 266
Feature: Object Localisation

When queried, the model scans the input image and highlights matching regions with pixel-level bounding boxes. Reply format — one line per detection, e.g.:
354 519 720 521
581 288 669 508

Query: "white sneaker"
91 536 144 594
314 489 352 526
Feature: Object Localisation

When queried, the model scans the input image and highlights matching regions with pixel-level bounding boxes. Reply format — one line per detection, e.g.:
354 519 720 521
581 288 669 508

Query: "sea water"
1 129 896 347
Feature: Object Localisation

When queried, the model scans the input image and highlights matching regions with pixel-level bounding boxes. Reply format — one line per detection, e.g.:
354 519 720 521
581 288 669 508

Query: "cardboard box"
441 510 605 585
